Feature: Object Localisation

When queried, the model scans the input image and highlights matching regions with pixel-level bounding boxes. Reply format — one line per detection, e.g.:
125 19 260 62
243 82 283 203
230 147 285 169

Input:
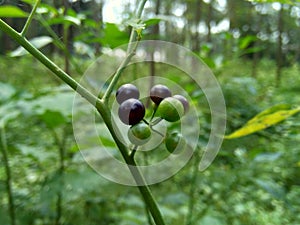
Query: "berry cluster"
116 83 189 154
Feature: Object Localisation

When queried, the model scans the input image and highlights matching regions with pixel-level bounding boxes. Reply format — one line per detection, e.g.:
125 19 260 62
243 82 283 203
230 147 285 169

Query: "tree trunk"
191 0 202 53
276 4 284 87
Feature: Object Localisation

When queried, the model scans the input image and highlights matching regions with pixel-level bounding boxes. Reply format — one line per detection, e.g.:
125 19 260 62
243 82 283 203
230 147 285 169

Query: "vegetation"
0 0 300 225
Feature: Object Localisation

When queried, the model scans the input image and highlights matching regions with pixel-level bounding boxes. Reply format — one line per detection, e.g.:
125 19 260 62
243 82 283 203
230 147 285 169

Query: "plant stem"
0 1 166 223
0 125 16 225
186 154 201 225
50 128 67 225
102 49 137 103
95 105 165 225
102 0 148 103
21 0 41 36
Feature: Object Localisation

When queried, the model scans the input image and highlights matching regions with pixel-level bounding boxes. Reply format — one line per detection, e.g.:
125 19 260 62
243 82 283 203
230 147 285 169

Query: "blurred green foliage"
0 55 299 224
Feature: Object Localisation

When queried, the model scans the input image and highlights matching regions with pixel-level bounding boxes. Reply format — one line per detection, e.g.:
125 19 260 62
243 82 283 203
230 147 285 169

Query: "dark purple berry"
118 98 145 125
150 84 172 105
173 95 189 114
116 84 139 104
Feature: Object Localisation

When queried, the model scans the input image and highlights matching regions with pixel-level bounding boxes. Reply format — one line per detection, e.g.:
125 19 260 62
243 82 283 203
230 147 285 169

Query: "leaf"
0 6 28 18
21 0 36 4
0 82 16 102
9 36 53 57
254 179 285 199
48 15 81 26
16 144 56 162
225 105 300 139
239 35 257 50
100 23 129 48
254 152 282 162
144 18 161 27
39 110 67 128
28 92 74 118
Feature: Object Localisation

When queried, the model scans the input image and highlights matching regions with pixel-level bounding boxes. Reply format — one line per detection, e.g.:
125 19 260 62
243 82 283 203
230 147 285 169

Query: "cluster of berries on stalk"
116 83 189 154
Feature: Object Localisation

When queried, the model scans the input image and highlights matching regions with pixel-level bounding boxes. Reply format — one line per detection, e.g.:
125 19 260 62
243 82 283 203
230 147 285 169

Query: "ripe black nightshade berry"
116 84 140 104
150 84 172 105
118 98 145 125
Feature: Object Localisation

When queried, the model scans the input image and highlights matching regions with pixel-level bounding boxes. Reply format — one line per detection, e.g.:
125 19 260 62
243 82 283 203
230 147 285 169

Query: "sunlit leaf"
9 36 53 57
239 35 257 50
47 15 81 26
21 0 36 4
0 6 28 18
225 105 300 139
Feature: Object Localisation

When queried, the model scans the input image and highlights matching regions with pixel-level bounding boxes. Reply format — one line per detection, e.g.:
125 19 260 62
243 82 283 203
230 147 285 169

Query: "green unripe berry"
128 123 151 146
156 97 184 122
165 132 186 154
173 94 189 114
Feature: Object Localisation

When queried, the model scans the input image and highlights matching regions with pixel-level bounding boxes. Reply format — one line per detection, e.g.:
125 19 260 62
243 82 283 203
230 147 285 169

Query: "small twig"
102 0 148 103
21 0 41 36
130 145 138 160
150 117 162 126
150 127 165 137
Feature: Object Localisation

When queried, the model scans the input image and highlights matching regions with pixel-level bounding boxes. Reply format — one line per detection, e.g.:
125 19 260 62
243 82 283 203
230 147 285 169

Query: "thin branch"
102 0 148 103
0 1 166 223
21 0 41 36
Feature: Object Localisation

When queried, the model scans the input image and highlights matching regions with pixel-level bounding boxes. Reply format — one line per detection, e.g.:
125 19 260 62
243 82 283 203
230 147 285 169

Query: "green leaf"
239 35 257 50
48 15 81 26
225 104 300 139
144 18 161 27
21 0 36 4
39 110 67 128
0 6 28 18
16 144 56 162
100 23 129 48
9 36 53 57
254 179 285 199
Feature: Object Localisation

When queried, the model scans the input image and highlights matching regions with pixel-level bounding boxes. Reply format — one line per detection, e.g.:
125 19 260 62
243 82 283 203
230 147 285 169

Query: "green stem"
0 125 16 225
50 128 67 225
95 105 165 225
0 19 98 107
21 0 41 36
0 1 166 223
102 0 148 103
186 154 201 225
102 49 137 103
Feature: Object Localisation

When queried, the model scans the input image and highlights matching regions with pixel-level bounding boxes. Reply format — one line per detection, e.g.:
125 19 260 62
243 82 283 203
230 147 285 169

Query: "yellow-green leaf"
0 6 28 18
225 105 300 139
